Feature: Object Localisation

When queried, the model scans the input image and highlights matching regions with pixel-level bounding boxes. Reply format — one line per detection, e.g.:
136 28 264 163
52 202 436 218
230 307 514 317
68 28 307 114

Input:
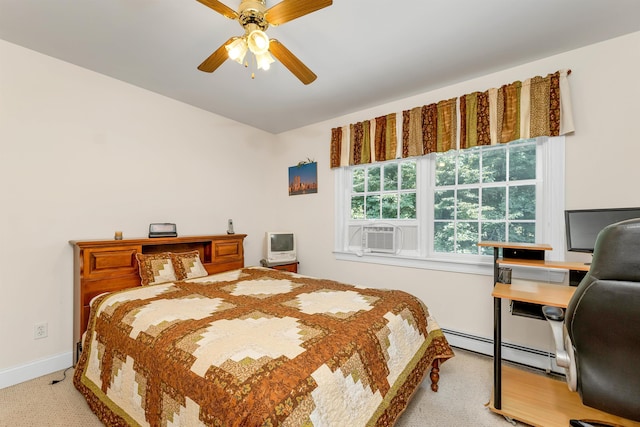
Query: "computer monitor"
565 207 640 253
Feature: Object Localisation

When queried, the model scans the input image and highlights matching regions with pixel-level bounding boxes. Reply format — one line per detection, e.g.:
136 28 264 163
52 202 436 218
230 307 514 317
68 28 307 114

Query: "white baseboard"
0 351 73 389
442 328 564 374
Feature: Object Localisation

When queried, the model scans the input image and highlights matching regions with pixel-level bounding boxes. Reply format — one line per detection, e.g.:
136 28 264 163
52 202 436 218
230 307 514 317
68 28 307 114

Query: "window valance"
330 69 573 168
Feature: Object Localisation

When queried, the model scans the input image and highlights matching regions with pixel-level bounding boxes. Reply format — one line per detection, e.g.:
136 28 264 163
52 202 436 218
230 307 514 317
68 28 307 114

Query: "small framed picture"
289 162 318 196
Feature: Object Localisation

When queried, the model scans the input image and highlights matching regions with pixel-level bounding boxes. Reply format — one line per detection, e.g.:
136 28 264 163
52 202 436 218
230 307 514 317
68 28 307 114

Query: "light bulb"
226 38 247 64
247 30 269 55
256 51 275 70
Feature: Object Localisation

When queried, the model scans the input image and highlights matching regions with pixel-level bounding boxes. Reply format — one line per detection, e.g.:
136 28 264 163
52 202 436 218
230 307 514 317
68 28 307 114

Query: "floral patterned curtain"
349 121 370 165
460 70 572 147
374 113 398 163
330 69 573 168
401 98 458 157
460 91 491 149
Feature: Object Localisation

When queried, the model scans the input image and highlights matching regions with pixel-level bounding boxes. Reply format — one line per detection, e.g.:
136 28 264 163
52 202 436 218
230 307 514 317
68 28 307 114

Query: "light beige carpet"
0 348 521 426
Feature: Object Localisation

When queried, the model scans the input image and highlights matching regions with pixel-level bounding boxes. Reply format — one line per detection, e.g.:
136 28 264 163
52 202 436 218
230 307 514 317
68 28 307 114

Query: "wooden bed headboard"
70 234 246 362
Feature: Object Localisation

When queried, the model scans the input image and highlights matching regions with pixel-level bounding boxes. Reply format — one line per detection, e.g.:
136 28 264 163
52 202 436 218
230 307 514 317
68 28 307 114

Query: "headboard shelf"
70 234 246 363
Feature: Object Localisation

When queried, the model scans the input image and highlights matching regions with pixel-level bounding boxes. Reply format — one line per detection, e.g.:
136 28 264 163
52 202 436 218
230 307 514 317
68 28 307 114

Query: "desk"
481 241 640 426
492 282 575 308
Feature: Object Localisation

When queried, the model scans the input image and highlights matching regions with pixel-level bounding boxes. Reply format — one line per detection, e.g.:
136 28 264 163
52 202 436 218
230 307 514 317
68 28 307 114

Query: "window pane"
480 245 495 256
351 195 364 219
365 195 380 219
434 190 455 220
481 222 506 242
457 189 479 220
401 162 416 189
458 149 480 185
482 187 506 220
381 194 398 219
399 193 416 219
349 161 417 224
435 153 456 186
456 222 479 254
353 168 365 193
367 167 381 192
434 222 455 253
510 144 536 181
383 165 398 191
509 222 535 242
509 185 536 220
482 149 506 183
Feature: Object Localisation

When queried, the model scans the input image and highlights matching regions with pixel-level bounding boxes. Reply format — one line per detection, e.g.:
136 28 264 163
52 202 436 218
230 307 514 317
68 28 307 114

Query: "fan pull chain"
247 55 257 80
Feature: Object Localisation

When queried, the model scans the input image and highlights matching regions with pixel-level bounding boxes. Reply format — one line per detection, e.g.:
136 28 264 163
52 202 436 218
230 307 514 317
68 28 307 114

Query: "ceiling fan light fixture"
247 29 270 54
225 37 248 64
196 0 333 83
255 51 275 70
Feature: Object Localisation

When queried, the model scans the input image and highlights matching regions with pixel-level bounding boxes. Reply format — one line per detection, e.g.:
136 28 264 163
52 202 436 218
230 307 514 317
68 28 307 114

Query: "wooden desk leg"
494 296 502 409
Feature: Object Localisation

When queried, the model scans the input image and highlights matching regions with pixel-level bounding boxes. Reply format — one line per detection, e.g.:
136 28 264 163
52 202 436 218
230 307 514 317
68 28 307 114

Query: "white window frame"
334 136 566 277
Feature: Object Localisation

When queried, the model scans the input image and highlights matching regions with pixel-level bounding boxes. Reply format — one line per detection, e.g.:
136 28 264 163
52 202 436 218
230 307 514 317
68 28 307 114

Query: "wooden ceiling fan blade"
265 0 332 25
196 0 238 20
197 37 235 72
269 39 317 85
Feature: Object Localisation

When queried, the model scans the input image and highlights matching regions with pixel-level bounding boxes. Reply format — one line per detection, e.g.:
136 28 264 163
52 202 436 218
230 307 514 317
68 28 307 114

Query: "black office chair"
543 218 640 422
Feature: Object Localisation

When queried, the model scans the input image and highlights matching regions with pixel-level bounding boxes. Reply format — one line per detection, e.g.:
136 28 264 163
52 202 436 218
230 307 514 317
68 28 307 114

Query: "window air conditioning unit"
362 225 396 253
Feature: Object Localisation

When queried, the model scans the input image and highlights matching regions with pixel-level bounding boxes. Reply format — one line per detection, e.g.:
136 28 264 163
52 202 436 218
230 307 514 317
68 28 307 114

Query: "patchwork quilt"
74 267 454 426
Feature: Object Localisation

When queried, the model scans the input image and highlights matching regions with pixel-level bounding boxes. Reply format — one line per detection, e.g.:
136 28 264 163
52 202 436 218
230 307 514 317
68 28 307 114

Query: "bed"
73 242 453 426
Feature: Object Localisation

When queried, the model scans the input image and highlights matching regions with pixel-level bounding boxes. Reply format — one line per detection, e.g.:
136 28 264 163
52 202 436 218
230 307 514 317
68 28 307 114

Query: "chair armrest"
542 305 564 322
542 305 571 368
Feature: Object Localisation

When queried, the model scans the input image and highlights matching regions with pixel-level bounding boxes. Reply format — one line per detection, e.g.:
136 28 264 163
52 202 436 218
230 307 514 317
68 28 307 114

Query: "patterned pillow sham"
135 252 178 286
171 250 209 280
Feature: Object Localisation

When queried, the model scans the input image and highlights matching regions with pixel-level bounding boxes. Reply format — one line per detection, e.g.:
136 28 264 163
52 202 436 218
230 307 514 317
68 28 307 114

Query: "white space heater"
362 225 396 253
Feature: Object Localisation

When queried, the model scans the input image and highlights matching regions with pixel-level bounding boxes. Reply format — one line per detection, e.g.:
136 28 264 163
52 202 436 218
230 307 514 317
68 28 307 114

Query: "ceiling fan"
196 0 332 85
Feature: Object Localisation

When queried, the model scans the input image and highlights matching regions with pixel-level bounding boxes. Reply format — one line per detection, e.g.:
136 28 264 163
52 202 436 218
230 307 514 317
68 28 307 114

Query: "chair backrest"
565 218 640 422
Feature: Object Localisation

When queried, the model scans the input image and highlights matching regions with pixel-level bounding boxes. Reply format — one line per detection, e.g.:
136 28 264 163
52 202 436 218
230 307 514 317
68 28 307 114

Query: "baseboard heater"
441 328 563 374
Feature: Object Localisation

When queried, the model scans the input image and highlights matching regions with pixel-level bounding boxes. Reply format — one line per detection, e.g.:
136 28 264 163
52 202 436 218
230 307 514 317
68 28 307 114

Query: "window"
350 162 417 220
334 137 565 271
434 139 538 256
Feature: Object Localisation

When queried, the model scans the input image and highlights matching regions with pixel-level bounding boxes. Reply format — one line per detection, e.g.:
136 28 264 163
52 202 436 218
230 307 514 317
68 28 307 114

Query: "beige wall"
1 31 639 386
0 39 279 382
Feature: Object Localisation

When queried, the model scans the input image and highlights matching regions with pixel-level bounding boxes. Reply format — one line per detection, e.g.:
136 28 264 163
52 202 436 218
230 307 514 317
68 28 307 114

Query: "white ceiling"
2 0 640 134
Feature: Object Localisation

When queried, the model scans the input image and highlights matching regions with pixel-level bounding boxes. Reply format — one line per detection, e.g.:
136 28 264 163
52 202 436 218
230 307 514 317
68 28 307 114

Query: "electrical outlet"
34 323 48 340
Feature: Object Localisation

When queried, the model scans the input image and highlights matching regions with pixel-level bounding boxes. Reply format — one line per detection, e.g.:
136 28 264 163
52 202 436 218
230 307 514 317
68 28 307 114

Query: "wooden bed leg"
430 359 440 392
